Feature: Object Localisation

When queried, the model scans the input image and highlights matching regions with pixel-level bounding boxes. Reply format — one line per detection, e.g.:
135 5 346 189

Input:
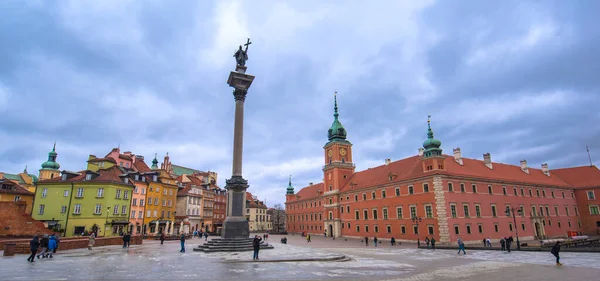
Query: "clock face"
327 150 332 157
340 148 347 156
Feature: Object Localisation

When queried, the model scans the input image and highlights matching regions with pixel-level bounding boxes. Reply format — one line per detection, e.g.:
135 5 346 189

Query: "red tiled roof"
0 180 34 196
443 156 572 187
292 183 324 201
551 165 600 188
119 154 132 161
133 160 151 173
87 157 116 163
37 166 132 186
340 156 423 192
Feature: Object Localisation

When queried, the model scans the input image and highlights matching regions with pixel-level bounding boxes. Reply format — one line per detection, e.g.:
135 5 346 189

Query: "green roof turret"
327 92 347 142
422 115 443 157
151 153 159 170
41 142 60 170
286 175 294 195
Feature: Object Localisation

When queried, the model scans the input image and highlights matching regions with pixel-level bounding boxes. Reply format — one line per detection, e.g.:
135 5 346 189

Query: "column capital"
233 88 247 102
225 175 249 192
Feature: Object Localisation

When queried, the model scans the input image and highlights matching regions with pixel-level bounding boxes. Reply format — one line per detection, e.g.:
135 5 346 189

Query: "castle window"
341 158 345 163
408 186 414 195
460 183 465 193
329 185 332 191
514 188 518 196
448 183 453 192
395 187 400 196
371 192 376 199
354 194 358 201
471 184 476 194
502 186 507 195
424 183 429 193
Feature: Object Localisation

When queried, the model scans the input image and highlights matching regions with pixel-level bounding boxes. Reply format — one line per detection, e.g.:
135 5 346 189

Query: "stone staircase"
194 238 275 252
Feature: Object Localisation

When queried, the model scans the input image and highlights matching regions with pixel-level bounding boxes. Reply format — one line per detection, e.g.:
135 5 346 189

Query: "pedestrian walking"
482 238 486 247
365 236 369 247
37 234 49 259
204 232 208 241
551 241 562 266
425 237 430 249
123 232 131 248
486 238 491 247
88 232 96 250
306 234 311 242
506 236 513 253
431 237 436 250
500 237 506 251
47 234 57 258
374 237 378 247
27 235 40 263
252 235 262 260
160 232 166 245
391 237 396 246
53 234 61 253
457 237 466 254
180 233 186 253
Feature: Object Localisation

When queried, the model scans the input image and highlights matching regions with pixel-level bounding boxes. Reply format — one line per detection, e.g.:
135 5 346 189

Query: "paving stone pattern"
0 234 599 280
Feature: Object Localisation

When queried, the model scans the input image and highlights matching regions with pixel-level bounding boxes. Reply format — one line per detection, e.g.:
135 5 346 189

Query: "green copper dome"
327 93 347 141
41 142 60 170
151 153 159 170
422 116 443 157
286 175 294 195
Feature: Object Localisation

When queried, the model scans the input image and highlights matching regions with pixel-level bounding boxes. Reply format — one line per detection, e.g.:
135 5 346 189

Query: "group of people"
27 233 59 262
424 237 436 249
192 230 209 241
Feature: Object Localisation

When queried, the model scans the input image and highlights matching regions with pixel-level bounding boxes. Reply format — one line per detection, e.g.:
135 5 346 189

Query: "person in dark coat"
431 237 436 250
364 236 369 247
391 237 396 246
374 237 378 247
160 233 166 245
180 234 186 253
500 237 506 251
27 235 40 262
37 234 49 259
123 232 131 248
252 235 262 260
506 236 513 253
551 241 562 266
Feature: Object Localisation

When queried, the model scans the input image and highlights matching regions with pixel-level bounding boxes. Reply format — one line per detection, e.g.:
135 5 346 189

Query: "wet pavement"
1 234 599 280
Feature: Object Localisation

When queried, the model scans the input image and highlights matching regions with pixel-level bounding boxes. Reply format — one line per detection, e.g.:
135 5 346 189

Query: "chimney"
418 148 425 156
520 160 529 174
483 153 493 169
541 163 550 176
309 182 313 186
453 148 463 165
385 158 391 165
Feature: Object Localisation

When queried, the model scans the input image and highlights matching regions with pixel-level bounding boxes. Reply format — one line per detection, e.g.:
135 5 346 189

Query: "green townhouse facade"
32 165 134 237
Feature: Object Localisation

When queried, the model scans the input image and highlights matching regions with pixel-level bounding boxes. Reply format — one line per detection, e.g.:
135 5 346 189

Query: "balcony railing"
323 203 340 208
322 162 356 170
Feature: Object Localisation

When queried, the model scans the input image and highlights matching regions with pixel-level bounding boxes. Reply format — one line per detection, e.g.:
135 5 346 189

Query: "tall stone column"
221 63 255 239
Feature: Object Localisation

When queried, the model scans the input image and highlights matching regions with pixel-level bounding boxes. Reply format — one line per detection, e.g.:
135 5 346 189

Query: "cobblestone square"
2 235 599 280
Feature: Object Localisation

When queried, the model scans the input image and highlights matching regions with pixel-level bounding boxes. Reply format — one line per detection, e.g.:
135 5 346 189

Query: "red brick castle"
285 95 600 244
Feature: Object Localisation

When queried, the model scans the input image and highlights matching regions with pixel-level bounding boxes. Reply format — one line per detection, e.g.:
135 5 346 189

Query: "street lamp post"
105 206 111 237
506 207 523 250
412 215 422 248
173 212 177 235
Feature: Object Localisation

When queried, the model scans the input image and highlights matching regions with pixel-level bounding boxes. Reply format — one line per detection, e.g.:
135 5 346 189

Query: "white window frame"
587 191 596 200
76 188 84 198
38 204 45 215
73 204 81 214
94 204 102 215
113 205 119 214
42 188 48 198
97 188 104 198
589 205 600 215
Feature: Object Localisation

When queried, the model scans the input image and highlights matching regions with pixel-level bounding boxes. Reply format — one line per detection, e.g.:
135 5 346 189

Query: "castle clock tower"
322 92 354 238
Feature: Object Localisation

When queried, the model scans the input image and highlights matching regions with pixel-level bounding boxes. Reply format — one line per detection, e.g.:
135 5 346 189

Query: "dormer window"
153 175 158 182
85 174 92 181
135 175 139 181
61 174 67 181
124 178 129 184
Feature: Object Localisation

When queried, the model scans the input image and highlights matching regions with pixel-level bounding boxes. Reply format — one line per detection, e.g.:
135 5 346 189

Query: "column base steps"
194 238 275 253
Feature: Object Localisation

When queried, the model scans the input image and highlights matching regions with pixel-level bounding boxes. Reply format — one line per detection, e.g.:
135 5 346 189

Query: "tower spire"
151 153 159 170
286 175 294 195
52 141 56 152
422 115 443 157
334 91 339 120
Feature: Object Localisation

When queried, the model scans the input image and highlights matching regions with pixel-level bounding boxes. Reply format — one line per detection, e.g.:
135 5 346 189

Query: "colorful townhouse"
140 154 178 236
32 166 135 237
0 167 38 193
0 179 35 214
246 192 270 232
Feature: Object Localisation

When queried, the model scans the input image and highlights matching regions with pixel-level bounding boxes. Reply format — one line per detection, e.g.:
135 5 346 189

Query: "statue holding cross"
234 38 252 67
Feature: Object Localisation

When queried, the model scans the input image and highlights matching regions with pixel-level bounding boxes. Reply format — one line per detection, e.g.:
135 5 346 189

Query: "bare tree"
270 204 287 233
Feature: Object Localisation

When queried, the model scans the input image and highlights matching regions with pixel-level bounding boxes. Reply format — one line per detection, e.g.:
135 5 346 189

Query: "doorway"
328 224 333 237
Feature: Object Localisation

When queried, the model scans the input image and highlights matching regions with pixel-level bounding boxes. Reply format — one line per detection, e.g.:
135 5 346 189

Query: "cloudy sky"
1 0 598 206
